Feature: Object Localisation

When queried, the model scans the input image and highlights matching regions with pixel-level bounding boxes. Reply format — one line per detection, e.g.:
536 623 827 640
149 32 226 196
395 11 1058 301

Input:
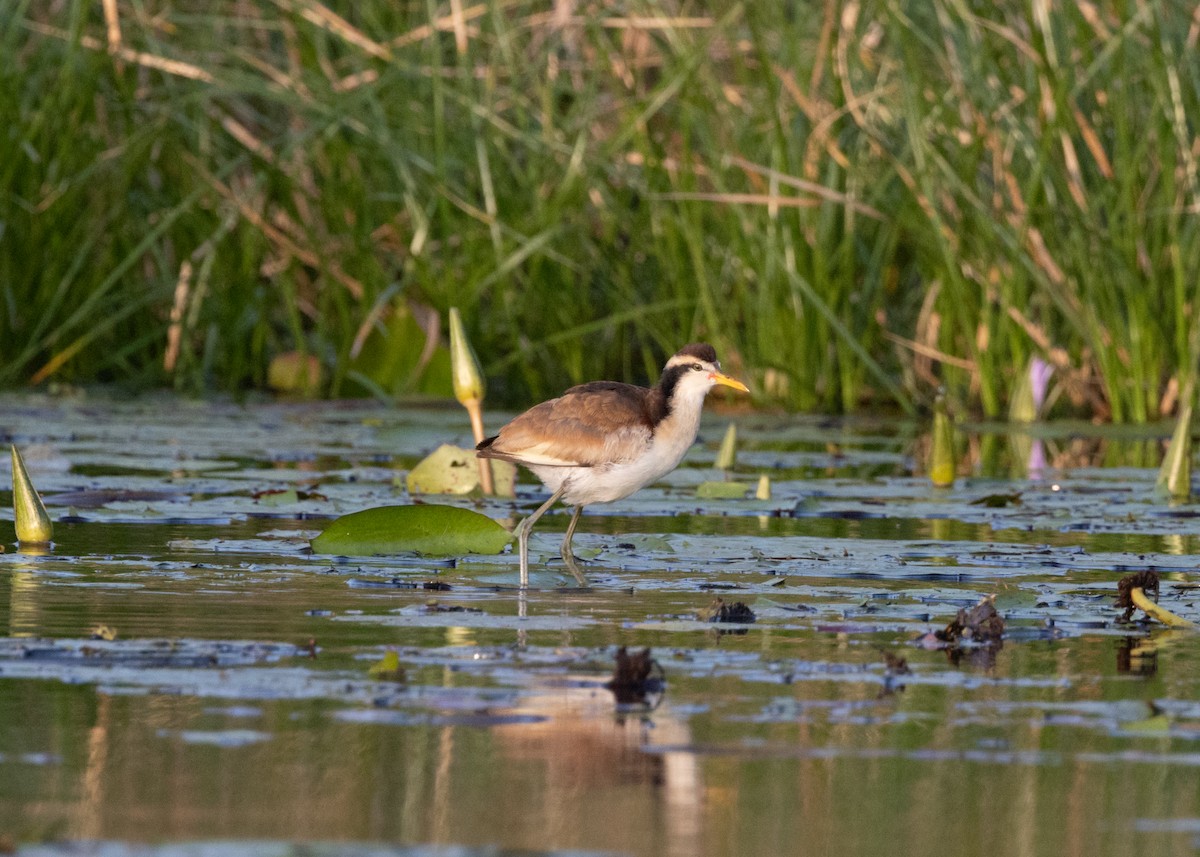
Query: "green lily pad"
310 504 512 557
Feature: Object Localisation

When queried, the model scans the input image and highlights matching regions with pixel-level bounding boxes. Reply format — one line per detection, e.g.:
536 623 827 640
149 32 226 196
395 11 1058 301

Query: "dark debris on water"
698 598 756 624
605 646 664 707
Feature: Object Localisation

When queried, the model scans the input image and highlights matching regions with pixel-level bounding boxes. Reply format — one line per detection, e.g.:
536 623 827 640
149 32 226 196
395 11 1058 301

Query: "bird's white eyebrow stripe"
664 355 719 371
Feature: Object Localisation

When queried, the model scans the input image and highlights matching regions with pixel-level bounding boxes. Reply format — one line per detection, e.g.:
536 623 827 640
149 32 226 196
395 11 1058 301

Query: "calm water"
2 393 1200 857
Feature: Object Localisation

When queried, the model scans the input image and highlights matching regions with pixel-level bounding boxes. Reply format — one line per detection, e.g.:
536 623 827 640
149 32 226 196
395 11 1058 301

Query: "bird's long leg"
512 485 567 588
560 504 588 586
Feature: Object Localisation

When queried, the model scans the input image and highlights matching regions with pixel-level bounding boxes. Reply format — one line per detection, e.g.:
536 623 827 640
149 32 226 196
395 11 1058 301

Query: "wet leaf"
406 444 515 496
696 480 751 499
969 491 1022 508
11 445 53 545
43 489 186 508
310 504 513 557
255 488 300 505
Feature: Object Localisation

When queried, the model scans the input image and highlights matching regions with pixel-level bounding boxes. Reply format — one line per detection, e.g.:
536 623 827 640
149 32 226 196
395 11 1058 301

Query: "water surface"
2 393 1199 857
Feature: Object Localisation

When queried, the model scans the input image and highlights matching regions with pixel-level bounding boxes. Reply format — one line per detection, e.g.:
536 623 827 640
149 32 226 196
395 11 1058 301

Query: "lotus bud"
12 445 53 545
716 423 738 471
449 308 485 406
755 474 771 501
448 308 493 494
930 393 956 488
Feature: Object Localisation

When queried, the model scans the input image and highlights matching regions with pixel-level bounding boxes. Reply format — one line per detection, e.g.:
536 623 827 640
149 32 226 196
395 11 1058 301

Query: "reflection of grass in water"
4 4 1199 423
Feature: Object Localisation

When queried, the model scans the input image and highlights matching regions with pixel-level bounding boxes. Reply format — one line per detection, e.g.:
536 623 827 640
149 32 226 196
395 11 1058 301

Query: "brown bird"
477 343 749 586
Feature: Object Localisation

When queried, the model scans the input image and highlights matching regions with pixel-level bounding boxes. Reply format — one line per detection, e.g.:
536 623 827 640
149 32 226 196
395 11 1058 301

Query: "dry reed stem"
349 285 400 360
523 12 714 30
882 330 976 372
1072 105 1114 178
449 0 469 54
220 115 277 164
392 3 489 47
164 260 193 373
334 69 379 91
238 51 315 101
194 160 365 300
270 0 392 60
1060 131 1089 211
651 192 833 208
727 156 883 218
102 0 122 53
1025 227 1068 288
770 63 852 174
26 20 213 82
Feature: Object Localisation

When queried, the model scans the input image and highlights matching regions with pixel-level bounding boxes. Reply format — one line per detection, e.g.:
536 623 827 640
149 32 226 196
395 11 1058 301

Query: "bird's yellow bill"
710 372 749 393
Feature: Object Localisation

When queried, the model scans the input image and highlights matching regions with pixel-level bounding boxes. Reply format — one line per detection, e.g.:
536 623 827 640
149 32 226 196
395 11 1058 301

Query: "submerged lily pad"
310 504 512 557
696 480 752 499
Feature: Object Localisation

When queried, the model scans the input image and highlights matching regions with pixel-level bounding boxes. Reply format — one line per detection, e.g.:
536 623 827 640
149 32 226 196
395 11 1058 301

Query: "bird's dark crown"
673 343 718 364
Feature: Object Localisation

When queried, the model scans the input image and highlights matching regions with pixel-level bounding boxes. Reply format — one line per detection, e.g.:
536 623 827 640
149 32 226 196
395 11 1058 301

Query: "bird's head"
661 343 749 407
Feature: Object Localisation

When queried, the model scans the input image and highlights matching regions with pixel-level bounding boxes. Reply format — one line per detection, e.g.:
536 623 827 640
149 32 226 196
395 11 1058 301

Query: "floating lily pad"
310 504 512 557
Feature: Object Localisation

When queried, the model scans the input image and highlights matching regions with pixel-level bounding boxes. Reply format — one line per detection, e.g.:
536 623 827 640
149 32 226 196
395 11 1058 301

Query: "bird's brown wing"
478 382 658 467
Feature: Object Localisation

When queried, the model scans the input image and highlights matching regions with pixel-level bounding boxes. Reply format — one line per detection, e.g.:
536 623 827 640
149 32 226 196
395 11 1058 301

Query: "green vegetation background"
4 1 1199 421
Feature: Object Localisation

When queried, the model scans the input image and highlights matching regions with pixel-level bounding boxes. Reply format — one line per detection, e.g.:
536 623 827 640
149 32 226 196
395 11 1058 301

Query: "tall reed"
3 1 1196 422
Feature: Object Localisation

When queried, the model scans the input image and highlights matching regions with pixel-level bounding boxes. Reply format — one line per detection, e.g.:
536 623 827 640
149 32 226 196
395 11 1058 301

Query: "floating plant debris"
934 594 1005 645
1115 569 1194 627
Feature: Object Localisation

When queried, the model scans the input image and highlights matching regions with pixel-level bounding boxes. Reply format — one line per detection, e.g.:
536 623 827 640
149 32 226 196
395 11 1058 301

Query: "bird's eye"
691 363 705 371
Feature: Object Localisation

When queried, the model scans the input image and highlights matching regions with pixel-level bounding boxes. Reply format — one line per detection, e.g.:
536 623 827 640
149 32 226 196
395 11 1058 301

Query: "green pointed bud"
448 308 494 494
755 474 771 501
930 393 956 488
716 423 738 471
1157 379 1193 499
12 445 53 545
448 307 485 406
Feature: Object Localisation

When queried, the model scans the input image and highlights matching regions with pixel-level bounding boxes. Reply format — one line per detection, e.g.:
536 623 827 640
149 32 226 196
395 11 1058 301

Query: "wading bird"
477 343 749 586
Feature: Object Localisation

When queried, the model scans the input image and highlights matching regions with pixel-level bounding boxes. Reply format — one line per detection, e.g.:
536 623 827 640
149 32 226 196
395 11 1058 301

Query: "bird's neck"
650 373 709 445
